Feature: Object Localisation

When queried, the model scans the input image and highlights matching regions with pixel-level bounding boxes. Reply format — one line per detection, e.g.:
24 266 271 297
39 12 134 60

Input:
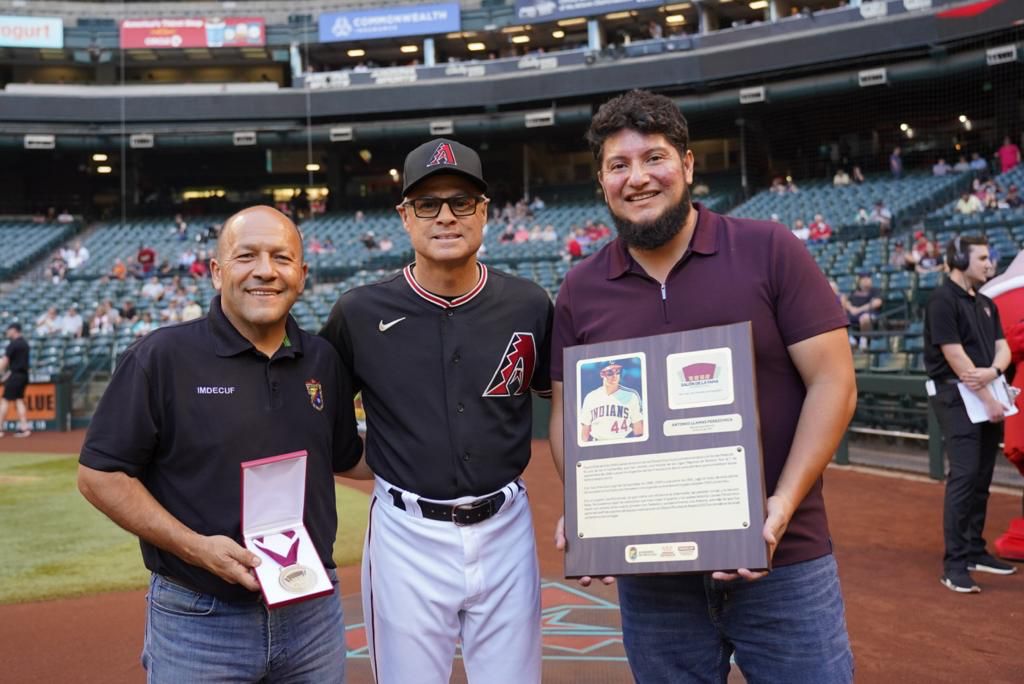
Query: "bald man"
79 206 363 682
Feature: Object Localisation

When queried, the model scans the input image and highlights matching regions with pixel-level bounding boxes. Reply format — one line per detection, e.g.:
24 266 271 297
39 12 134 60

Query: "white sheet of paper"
957 376 1019 424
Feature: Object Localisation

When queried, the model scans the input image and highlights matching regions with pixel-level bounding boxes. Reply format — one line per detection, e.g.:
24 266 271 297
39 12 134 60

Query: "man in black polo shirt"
925 235 1018 593
78 206 362 682
320 138 552 683
0 322 31 438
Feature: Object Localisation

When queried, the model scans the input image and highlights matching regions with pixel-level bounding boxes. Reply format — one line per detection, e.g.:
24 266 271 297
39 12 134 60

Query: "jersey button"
463 451 471 461
447 311 454 317
457 403 465 413
453 354 461 364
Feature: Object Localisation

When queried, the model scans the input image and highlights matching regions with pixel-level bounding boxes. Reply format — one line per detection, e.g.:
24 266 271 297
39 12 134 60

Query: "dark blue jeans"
142 571 346 683
617 554 853 684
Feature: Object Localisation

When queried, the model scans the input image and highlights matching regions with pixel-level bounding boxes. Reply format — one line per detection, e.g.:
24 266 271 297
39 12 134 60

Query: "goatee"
610 193 691 251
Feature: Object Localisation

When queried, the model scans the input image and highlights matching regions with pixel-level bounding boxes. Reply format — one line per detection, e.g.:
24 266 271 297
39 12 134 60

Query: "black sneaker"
940 569 981 593
967 554 1018 575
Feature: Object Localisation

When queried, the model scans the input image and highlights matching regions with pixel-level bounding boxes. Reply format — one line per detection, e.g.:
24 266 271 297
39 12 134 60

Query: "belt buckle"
452 497 493 527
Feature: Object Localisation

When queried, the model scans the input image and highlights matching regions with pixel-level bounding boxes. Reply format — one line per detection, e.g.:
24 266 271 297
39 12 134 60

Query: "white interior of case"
241 452 331 604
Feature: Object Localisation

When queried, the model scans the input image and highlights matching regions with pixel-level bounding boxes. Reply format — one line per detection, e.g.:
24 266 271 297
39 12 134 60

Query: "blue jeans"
617 554 853 684
142 571 346 683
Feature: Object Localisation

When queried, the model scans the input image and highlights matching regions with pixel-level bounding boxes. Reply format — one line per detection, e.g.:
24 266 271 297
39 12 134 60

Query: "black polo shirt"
4 336 29 375
80 295 362 603
924 278 1004 382
320 264 552 499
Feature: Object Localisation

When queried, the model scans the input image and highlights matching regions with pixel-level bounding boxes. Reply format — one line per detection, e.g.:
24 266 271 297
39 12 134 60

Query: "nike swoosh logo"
378 317 406 332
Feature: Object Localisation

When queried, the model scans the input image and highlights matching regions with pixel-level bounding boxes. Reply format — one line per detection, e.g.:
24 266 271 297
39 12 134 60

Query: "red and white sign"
120 17 265 49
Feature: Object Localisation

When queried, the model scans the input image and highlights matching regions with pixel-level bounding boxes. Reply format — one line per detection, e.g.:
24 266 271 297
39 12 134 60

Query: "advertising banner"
120 17 265 49
514 0 661 24
0 16 63 49
319 3 460 43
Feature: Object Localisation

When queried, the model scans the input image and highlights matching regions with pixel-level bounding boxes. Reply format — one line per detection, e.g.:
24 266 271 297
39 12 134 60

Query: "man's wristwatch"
992 366 1003 377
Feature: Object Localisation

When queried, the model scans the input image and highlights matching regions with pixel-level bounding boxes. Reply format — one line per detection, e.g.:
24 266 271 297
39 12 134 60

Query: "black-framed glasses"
402 195 484 219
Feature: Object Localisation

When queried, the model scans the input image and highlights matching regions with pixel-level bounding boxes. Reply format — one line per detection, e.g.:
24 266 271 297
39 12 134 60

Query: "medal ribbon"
252 530 300 567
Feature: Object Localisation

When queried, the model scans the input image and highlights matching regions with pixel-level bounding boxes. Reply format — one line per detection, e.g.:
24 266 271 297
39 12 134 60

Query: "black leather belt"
387 483 520 526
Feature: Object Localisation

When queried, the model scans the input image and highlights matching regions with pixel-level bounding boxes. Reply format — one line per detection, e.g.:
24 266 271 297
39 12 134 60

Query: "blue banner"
514 0 662 24
319 3 460 43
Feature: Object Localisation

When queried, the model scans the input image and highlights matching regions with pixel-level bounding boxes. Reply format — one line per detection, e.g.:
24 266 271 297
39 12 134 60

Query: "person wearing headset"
924 235 1018 593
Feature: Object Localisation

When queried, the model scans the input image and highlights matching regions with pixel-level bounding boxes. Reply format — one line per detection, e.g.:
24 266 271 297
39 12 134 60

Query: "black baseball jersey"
320 264 553 499
925 278 1004 382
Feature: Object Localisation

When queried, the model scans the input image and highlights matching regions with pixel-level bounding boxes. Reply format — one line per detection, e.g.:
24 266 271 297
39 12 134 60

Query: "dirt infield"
2 431 1022 682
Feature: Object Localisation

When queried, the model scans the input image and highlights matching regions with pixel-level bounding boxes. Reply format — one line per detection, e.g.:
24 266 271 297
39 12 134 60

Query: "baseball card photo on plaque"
562 322 769 579
575 353 648 447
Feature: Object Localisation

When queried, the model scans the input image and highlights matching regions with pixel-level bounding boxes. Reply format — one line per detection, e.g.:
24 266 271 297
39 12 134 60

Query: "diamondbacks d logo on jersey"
427 142 457 168
305 379 324 411
483 332 536 397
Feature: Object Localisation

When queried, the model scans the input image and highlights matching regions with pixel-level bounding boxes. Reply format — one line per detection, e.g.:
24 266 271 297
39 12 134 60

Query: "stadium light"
749 1 769 9
552 30 565 38
92 153 108 162
347 49 366 58
605 11 632 20
899 123 908 131
557 18 588 26
400 45 419 53
511 36 530 44
666 15 686 24
664 2 692 9
958 114 968 123
467 42 487 51
97 166 113 174
500 26 526 33
305 163 321 172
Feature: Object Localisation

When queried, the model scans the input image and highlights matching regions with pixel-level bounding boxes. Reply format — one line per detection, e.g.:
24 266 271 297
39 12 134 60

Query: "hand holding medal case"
241 450 333 607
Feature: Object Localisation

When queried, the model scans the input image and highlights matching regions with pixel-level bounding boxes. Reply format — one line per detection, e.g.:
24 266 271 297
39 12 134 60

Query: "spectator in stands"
566 230 583 260
851 165 865 184
889 241 913 271
307 237 323 254
854 207 870 225
953 155 971 172
1004 185 1022 209
173 215 188 241
137 244 157 276
790 219 809 241
177 248 197 274
916 242 945 274
833 169 851 187
57 209 73 224
360 231 377 250
63 240 90 271
933 158 952 176
890 146 903 179
374 236 390 252
131 311 157 338
770 176 787 194
924 235 1016 592
541 224 558 242
141 276 165 302
648 20 663 39
969 152 988 173
997 135 1021 174
47 251 67 284
59 305 84 338
514 225 531 243
808 214 832 244
34 307 60 336
499 225 516 243
119 298 138 324
354 210 366 223
181 299 202 322
870 200 893 235
692 180 710 197
528 225 543 242
110 258 127 281
845 274 883 351
322 237 336 252
188 252 209 279
88 305 115 336
955 191 984 216
528 195 546 212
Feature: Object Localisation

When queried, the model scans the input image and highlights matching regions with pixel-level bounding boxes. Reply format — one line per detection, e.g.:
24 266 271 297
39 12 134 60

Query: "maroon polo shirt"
552 204 849 567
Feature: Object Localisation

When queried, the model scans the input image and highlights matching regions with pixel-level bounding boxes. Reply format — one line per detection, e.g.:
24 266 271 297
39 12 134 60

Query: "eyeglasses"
402 195 484 219
600 369 622 377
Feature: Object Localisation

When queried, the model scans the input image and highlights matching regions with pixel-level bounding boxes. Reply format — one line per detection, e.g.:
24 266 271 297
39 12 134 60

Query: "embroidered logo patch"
483 332 536 397
426 142 457 168
306 379 324 411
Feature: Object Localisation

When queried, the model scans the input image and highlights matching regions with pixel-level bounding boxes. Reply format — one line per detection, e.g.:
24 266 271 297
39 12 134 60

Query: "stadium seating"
0 221 76 280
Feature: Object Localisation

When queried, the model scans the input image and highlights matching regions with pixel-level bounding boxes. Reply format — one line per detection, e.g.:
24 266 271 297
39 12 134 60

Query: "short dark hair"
947 234 988 271
6 322 21 332
586 90 689 163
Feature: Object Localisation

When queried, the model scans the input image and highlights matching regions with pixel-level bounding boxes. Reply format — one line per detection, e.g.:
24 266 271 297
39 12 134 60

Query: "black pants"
930 387 1003 571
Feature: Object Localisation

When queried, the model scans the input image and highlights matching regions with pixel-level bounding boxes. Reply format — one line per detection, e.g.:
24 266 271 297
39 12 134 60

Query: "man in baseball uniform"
320 138 552 683
579 361 644 441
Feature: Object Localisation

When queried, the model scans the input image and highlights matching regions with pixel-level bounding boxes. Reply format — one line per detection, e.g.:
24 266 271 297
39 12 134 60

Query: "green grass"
0 453 370 604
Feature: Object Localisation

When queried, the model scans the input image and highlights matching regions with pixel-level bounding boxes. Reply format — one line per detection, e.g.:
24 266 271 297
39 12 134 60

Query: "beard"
609 188 691 251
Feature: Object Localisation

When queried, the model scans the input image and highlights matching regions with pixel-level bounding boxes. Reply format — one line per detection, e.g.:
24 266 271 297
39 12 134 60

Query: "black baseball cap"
402 138 488 196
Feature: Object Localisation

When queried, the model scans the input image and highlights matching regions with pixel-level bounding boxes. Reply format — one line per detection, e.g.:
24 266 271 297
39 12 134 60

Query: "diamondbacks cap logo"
427 142 457 168
483 332 536 397
305 379 324 411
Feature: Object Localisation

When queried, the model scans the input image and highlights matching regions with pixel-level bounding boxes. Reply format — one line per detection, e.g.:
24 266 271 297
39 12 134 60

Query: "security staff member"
0 322 31 438
78 206 363 682
925 235 1018 594
320 138 552 684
